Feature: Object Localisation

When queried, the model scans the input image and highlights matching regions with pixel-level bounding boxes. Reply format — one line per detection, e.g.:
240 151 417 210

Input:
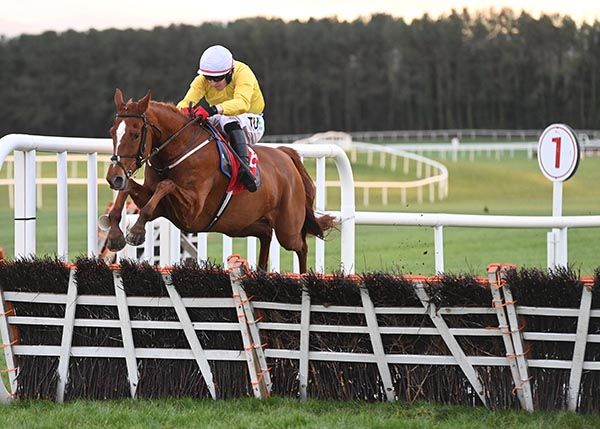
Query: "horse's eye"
133 133 140 139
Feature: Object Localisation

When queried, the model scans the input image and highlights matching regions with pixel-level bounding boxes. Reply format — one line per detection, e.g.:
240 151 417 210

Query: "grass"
2 397 600 428
1 151 600 275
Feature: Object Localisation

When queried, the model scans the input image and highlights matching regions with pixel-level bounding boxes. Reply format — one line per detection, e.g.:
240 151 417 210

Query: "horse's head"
107 88 153 190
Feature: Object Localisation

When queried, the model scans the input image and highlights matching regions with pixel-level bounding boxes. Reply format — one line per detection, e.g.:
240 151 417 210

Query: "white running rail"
0 134 356 274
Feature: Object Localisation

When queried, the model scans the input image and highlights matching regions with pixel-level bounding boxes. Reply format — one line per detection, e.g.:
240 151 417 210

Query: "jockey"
177 45 264 192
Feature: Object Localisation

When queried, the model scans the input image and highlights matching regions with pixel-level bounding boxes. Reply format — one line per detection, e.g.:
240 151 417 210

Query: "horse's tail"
278 147 337 238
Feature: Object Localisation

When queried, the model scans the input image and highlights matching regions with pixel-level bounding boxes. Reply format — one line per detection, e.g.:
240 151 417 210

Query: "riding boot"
228 128 258 192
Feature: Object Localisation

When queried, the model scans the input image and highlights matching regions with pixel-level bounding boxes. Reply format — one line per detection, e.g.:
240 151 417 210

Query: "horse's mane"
147 100 190 125
150 100 183 115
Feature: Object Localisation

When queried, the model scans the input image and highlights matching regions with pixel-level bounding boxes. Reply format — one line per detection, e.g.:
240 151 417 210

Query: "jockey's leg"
224 122 258 193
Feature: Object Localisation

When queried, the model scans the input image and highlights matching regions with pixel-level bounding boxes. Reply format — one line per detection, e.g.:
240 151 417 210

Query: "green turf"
1 150 599 275
2 397 600 428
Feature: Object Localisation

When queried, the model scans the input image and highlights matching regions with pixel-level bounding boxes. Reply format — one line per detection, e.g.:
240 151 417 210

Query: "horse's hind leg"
257 233 273 271
272 191 309 272
275 228 308 273
272 206 309 272
236 220 273 271
255 221 273 271
295 237 308 274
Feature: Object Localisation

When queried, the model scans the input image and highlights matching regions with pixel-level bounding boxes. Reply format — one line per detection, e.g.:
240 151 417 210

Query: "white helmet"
198 45 234 76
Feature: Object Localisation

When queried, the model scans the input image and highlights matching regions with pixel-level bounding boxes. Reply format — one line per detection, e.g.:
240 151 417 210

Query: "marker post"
537 124 580 268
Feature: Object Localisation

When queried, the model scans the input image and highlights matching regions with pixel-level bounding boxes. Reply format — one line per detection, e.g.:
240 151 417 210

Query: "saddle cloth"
205 124 259 195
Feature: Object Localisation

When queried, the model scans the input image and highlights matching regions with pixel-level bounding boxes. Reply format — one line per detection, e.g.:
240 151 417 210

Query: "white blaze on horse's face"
115 120 127 151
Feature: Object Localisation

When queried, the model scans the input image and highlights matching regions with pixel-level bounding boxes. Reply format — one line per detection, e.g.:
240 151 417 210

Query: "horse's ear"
138 90 151 112
114 88 125 108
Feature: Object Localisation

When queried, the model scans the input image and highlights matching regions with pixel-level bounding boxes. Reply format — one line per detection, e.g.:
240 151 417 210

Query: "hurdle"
1 258 599 412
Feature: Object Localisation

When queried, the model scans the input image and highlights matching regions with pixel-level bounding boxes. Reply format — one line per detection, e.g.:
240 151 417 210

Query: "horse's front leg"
106 180 154 251
106 190 128 251
125 179 180 246
128 180 160 222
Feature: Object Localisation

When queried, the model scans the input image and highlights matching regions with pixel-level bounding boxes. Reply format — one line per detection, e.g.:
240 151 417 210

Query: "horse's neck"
149 107 214 167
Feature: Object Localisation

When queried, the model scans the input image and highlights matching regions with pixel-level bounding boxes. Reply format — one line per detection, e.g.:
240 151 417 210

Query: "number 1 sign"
538 124 580 182
537 123 580 269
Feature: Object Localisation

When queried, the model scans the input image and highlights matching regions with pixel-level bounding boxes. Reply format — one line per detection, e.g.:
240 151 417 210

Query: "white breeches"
207 113 265 145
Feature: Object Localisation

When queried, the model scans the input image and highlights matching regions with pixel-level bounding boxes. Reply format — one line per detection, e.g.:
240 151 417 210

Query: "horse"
105 88 335 273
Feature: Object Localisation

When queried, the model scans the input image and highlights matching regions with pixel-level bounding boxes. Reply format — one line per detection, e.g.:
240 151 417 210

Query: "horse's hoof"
107 235 126 251
125 232 146 247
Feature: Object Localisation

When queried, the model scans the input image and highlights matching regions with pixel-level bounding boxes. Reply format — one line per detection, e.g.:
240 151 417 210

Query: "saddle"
205 124 259 196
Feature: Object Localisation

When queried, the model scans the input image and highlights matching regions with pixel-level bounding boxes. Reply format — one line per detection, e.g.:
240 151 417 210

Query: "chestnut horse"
105 89 335 272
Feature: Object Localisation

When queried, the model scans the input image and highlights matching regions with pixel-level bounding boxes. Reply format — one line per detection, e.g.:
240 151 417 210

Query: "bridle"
111 112 204 178
111 113 154 178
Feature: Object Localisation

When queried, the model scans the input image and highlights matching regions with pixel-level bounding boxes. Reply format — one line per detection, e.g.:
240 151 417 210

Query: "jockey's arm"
176 76 206 110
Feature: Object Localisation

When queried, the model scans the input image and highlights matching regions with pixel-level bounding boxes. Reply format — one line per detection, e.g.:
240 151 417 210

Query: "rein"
140 115 205 166
111 113 206 178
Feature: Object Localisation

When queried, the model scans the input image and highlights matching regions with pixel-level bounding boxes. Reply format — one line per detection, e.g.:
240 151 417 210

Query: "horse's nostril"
112 176 124 190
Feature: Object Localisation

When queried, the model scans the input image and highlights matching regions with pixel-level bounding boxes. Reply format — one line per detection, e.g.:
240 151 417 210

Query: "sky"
1 0 599 38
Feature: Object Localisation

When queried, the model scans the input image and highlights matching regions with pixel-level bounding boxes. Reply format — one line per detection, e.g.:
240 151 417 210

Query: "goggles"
204 74 227 82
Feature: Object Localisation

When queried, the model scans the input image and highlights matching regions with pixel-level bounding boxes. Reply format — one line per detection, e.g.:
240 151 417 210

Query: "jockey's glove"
181 105 218 121
192 105 218 121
